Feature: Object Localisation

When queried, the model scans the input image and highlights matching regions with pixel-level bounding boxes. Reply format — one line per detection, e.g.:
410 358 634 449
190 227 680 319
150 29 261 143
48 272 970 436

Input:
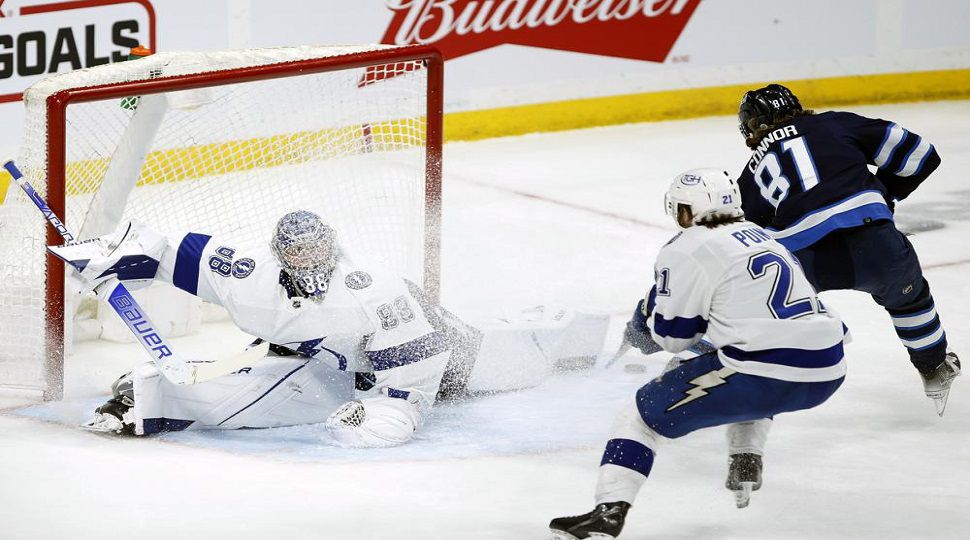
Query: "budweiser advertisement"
0 0 155 103
379 0 703 62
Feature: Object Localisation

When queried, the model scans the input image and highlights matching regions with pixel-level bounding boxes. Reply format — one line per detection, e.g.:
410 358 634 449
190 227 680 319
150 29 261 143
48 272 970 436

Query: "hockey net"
0 45 443 400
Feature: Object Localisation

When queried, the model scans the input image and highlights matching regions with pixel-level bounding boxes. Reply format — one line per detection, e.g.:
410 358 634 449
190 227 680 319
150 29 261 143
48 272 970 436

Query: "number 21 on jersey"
747 251 819 319
754 136 820 208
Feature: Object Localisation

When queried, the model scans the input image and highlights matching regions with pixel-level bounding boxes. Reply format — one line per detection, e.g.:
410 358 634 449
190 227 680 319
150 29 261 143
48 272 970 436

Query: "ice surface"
2 101 970 539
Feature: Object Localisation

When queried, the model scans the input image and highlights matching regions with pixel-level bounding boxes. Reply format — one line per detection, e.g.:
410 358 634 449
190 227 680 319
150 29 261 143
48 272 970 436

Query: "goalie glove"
325 396 419 448
47 220 167 295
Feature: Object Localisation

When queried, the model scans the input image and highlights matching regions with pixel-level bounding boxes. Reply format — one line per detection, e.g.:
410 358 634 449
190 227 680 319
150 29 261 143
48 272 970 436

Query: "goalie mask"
664 168 743 227
271 210 339 298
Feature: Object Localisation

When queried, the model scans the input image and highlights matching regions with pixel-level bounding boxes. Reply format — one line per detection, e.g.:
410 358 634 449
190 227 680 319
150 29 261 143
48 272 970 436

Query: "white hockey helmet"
664 168 744 226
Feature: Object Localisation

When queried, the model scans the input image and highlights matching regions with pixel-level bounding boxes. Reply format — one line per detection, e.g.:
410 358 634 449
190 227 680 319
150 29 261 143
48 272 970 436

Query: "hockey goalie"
49 210 608 447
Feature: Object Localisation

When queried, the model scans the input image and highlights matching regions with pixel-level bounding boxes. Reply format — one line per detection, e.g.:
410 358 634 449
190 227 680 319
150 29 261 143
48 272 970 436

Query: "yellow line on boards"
444 68 970 141
2 68 968 204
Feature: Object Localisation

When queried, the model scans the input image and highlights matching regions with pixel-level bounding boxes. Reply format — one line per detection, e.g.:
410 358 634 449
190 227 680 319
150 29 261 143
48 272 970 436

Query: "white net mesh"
0 45 437 396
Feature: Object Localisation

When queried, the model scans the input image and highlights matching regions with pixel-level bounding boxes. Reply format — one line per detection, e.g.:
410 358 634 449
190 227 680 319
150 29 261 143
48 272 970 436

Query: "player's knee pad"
609 399 664 451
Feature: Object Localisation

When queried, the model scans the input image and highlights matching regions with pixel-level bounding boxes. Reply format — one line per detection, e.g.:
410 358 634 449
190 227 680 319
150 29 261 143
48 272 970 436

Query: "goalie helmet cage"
0 44 443 400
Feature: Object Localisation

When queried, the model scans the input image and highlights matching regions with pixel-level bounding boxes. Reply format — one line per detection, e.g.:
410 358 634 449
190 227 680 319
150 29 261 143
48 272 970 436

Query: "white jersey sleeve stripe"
896 136 933 177
873 123 906 168
766 191 892 251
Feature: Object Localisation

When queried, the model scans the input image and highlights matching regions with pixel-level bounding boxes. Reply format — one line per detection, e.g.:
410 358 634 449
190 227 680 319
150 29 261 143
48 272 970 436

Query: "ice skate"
725 453 762 508
549 501 630 539
81 396 135 435
921 349 961 417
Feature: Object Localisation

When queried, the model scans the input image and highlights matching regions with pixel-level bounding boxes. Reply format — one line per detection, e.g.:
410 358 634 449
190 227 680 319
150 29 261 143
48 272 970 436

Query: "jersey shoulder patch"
345 270 373 290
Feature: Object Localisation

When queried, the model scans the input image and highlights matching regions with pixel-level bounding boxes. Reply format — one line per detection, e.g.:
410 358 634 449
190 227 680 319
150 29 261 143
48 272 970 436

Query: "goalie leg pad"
467 306 609 393
128 355 354 435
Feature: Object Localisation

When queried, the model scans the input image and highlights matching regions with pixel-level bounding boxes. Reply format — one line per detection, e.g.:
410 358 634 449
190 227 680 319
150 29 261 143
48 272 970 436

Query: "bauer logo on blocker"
0 0 155 102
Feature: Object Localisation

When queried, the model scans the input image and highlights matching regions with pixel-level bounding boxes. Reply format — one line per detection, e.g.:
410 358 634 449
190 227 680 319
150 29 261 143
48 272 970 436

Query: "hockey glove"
623 299 663 355
48 220 167 295
325 396 419 448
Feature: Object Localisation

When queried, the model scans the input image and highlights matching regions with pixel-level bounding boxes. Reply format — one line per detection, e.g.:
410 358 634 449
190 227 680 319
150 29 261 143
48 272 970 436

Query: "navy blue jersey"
737 111 940 251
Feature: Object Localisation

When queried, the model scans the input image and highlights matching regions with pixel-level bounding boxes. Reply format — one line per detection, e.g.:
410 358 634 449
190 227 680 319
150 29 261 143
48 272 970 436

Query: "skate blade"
80 421 122 434
80 414 123 434
548 530 614 540
933 391 950 417
734 481 755 509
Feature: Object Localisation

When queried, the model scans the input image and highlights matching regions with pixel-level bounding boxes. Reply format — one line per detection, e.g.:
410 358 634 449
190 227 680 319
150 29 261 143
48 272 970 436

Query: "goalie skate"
921 349 961 417
81 396 135 435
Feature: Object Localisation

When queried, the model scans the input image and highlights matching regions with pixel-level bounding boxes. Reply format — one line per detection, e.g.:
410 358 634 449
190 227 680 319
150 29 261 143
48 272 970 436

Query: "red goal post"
0 45 443 400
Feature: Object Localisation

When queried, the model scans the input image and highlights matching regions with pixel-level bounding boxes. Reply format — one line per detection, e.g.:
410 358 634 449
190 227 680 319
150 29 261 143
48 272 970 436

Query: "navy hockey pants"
635 352 843 439
793 220 948 372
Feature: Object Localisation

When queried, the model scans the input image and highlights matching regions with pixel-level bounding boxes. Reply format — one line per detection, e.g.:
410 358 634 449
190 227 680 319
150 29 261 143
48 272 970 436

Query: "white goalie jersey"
646 221 847 382
154 231 449 408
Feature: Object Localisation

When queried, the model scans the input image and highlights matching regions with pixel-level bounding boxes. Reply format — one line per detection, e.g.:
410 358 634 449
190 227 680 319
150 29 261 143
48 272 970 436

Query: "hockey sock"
887 294 947 373
595 406 663 505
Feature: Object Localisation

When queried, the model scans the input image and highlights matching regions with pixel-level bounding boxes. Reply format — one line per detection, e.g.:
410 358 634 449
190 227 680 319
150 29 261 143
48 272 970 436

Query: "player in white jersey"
50 211 607 447
549 169 847 539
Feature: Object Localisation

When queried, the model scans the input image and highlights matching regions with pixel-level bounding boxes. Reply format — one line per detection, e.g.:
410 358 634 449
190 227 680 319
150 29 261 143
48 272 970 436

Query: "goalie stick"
3 160 260 385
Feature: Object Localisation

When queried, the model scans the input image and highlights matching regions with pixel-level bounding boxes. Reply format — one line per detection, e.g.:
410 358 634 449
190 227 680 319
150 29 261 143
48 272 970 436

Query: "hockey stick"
3 159 193 385
602 341 632 369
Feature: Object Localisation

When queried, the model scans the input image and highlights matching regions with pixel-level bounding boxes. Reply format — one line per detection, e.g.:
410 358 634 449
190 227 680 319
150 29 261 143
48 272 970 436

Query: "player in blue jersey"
735 84 960 416
549 169 847 540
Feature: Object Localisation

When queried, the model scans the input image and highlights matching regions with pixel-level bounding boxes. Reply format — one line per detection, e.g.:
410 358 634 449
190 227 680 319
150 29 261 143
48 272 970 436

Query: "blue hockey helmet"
738 84 803 139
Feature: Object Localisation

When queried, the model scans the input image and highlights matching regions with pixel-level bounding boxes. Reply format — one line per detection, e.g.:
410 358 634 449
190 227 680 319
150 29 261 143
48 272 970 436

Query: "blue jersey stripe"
645 286 658 315
778 203 893 252
652 313 708 340
721 340 844 369
386 388 412 400
173 233 212 295
769 190 885 233
600 438 655 477
367 332 450 371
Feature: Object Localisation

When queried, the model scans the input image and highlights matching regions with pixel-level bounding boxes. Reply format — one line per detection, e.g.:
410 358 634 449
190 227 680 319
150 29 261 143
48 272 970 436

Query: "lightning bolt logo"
667 367 736 412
